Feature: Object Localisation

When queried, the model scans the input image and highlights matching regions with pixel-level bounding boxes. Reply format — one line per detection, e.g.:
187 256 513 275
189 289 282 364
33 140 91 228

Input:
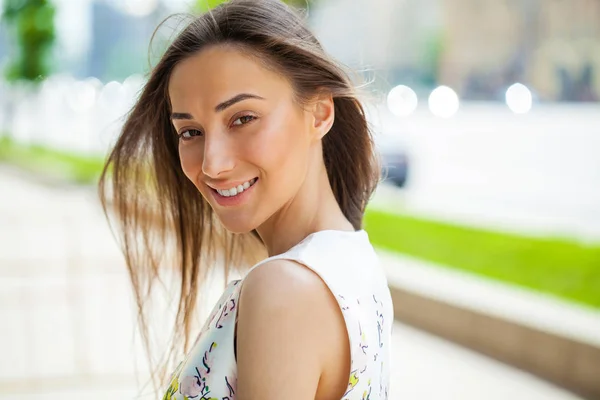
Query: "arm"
236 259 350 400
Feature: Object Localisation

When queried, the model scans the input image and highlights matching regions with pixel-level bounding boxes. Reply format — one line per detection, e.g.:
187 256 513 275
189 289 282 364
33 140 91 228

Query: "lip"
209 178 258 207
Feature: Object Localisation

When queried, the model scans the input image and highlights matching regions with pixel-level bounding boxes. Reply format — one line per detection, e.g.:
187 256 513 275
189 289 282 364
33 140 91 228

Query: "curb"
382 253 600 400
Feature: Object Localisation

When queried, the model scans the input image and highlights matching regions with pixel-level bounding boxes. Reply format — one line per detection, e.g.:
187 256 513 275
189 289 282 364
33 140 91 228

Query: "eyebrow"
171 112 193 120
170 93 265 120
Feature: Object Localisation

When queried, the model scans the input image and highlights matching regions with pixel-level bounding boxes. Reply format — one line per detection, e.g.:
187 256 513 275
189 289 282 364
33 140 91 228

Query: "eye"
178 129 203 141
232 114 257 127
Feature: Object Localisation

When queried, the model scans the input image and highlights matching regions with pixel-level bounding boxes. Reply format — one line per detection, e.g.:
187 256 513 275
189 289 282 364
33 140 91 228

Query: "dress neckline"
244 229 368 275
276 228 366 256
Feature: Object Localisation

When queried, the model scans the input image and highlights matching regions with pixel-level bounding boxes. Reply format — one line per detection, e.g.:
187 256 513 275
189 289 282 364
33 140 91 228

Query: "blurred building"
313 0 600 102
312 0 441 94
2 0 599 101
439 0 600 101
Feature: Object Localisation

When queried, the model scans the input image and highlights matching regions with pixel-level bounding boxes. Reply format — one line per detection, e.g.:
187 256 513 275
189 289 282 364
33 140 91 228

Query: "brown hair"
99 0 380 389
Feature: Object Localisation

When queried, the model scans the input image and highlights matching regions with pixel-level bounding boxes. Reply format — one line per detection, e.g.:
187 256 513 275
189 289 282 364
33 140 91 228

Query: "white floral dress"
163 229 393 400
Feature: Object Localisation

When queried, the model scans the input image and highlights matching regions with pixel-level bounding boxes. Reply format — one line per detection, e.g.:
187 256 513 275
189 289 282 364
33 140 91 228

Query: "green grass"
0 135 106 185
364 209 600 308
3 136 599 308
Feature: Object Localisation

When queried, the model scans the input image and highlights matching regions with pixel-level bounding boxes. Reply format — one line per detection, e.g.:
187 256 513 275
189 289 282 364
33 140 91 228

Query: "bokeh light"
505 83 533 114
123 74 146 106
66 80 97 113
387 85 418 117
98 81 127 111
428 86 460 118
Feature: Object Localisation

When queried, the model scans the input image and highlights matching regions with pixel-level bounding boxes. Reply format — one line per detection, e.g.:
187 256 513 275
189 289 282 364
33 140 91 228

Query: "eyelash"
177 114 258 141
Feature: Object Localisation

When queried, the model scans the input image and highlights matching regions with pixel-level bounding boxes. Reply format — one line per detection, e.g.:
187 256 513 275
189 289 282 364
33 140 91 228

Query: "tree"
1 0 56 84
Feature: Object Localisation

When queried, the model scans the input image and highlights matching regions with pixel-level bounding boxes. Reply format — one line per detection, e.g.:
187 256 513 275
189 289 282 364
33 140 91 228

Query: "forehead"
168 45 291 106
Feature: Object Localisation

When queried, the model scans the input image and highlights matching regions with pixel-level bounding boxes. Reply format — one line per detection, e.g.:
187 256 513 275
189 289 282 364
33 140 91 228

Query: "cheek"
178 142 204 183
250 111 309 171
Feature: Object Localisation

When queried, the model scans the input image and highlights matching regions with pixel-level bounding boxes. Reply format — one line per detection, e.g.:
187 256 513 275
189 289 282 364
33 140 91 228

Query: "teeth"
216 178 256 197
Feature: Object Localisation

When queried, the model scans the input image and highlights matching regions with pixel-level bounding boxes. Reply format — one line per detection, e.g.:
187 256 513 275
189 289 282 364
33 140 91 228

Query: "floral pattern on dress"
339 291 390 400
164 281 241 400
163 231 392 400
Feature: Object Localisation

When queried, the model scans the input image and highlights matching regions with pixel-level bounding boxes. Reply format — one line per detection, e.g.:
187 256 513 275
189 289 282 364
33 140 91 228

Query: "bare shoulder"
241 258 331 306
237 258 341 347
236 259 350 399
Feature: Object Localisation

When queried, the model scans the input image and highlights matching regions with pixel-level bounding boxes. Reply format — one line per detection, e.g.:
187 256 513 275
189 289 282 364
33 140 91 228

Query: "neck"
256 155 354 256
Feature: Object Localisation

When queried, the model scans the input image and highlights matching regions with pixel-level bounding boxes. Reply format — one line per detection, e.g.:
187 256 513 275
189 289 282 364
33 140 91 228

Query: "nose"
201 133 235 178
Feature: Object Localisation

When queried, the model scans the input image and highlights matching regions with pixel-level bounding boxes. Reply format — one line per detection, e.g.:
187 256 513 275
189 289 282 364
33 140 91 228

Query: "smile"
215 178 258 197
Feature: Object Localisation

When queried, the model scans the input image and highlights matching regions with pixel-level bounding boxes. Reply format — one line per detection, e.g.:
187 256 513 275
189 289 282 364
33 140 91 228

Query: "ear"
309 91 335 140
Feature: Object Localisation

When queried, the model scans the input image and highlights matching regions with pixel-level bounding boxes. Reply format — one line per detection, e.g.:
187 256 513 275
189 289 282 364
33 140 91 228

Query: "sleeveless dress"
162 229 393 400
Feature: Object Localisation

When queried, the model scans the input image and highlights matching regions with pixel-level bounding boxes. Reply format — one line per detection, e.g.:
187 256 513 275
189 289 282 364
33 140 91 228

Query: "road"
372 103 600 242
0 167 583 399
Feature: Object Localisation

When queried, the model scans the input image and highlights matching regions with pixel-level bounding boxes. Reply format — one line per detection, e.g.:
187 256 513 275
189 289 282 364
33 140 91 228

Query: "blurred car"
366 104 411 188
380 150 409 187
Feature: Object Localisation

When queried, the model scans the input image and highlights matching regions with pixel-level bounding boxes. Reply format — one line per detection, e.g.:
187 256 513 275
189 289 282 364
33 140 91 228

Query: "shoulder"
242 258 329 304
235 258 350 398
238 258 342 337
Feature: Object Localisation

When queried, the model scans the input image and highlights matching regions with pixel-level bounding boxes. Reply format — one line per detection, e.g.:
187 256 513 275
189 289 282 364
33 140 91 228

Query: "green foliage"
1 0 56 83
364 208 600 308
195 0 312 13
195 0 227 12
0 136 106 184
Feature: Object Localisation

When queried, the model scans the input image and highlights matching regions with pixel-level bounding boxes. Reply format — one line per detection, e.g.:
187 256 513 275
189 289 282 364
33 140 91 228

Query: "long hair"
98 0 380 389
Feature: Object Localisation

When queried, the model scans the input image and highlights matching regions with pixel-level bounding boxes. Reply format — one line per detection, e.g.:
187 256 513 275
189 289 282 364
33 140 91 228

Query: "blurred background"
0 0 599 399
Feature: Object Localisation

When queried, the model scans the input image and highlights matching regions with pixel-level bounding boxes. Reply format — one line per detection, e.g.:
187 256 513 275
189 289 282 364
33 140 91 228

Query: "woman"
99 0 393 398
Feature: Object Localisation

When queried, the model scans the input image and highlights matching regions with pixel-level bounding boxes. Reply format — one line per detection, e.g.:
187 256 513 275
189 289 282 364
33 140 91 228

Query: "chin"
215 213 260 235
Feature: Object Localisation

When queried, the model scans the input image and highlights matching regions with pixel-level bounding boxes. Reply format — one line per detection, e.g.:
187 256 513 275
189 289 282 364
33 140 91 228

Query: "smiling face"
168 45 319 233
